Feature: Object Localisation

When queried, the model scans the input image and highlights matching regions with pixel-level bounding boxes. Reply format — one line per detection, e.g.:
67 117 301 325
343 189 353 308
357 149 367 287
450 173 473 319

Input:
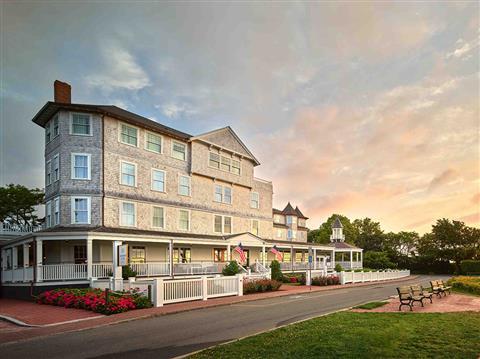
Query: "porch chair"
396 286 413 311
430 280 445 297
438 280 452 295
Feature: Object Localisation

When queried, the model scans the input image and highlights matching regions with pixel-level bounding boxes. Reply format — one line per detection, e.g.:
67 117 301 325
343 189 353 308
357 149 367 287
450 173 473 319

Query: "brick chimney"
54 80 71 103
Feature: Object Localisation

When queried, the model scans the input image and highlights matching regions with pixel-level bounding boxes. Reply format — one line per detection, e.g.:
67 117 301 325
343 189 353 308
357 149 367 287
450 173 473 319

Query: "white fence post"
340 271 345 285
202 276 208 301
237 274 243 296
306 270 311 286
153 278 164 307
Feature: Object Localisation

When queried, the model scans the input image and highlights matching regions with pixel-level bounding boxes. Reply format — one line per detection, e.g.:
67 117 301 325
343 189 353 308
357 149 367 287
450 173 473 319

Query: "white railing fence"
336 261 363 270
92 263 113 278
131 262 169 277
0 222 43 234
339 269 410 285
173 262 227 276
41 264 87 281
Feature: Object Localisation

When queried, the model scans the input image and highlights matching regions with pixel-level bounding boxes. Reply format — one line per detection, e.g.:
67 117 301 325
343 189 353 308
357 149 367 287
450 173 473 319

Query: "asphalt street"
0 274 449 359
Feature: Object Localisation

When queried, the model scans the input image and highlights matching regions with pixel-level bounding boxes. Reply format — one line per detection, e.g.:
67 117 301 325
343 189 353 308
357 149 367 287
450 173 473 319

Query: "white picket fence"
339 269 410 284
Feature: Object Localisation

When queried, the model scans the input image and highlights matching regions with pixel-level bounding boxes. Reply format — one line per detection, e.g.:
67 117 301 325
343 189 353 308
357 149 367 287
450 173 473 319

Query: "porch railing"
131 262 170 277
41 264 87 281
1 222 43 234
336 261 363 270
92 263 113 278
173 261 227 275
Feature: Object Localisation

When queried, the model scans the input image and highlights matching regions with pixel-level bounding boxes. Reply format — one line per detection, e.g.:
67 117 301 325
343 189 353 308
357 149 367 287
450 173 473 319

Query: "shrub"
460 260 480 275
282 273 306 285
270 260 283 281
222 261 241 276
243 279 282 294
363 251 397 270
122 265 137 280
335 264 343 272
447 276 480 296
311 275 340 286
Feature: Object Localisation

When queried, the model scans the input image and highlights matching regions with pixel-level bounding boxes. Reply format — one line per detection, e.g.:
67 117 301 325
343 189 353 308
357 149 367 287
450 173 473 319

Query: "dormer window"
209 152 241 175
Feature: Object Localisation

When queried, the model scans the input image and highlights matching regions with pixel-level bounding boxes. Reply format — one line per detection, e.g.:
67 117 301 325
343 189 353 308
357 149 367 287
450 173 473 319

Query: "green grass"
191 312 480 359
353 301 388 310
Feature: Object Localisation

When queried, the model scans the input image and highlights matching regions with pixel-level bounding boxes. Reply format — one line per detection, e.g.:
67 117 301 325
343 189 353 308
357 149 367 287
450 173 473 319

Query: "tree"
363 251 396 269
308 214 357 244
352 218 384 252
0 184 44 226
383 231 419 261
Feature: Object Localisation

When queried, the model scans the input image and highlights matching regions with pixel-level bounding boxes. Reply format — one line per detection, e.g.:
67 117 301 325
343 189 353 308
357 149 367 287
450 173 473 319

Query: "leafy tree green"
308 214 357 244
352 218 384 252
270 260 283 281
0 184 44 225
363 251 396 269
383 231 419 263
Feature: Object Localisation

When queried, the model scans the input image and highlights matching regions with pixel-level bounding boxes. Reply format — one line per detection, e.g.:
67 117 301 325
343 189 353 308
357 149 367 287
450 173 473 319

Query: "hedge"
460 260 480 275
243 279 282 294
447 276 480 296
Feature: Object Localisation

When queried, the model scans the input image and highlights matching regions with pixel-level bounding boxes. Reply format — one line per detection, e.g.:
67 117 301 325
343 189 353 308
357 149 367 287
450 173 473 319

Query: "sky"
1 1 479 234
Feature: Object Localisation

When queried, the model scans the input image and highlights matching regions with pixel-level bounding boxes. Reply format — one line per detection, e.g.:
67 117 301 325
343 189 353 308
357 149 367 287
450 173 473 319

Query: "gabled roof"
32 102 191 140
191 126 260 165
327 241 362 250
332 217 343 229
272 208 283 215
295 206 308 219
282 202 297 216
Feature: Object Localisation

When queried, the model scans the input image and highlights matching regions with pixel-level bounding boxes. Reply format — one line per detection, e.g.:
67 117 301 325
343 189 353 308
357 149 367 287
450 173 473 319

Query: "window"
145 132 162 153
232 160 241 175
214 215 232 234
74 245 87 264
276 229 282 238
172 141 186 161
213 248 227 262
281 250 291 262
251 220 259 236
71 153 91 180
53 116 59 137
17 245 24 267
209 152 220 168
53 197 60 226
72 197 90 224
45 122 51 143
46 201 52 228
46 160 51 186
152 206 164 228
286 216 297 225
53 154 60 182
287 229 297 240
120 162 136 187
214 185 232 204
220 156 231 172
178 209 190 230
178 175 191 196
295 251 304 262
120 123 138 146
120 202 136 227
130 246 146 264
151 169 166 192
250 192 259 209
71 113 91 135
173 248 191 263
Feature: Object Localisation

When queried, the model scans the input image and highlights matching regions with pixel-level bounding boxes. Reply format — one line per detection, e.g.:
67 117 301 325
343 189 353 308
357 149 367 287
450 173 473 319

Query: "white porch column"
350 250 353 270
12 246 18 271
227 244 231 261
112 240 122 278
313 248 317 269
168 241 173 277
360 251 363 267
290 246 294 270
87 239 93 279
23 243 29 282
36 239 43 282
262 246 266 267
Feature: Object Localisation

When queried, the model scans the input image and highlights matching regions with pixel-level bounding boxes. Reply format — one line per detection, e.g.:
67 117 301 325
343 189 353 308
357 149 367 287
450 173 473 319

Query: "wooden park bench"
430 280 447 297
438 280 452 295
397 286 413 311
410 284 433 305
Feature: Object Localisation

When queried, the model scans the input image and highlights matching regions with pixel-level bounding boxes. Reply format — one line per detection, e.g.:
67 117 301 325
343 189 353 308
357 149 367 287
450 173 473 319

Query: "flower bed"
282 273 306 285
36 288 152 315
447 276 480 296
243 279 282 294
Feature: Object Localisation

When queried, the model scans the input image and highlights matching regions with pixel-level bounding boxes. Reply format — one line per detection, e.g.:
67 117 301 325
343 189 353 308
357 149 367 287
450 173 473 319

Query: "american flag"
234 243 247 263
270 245 283 261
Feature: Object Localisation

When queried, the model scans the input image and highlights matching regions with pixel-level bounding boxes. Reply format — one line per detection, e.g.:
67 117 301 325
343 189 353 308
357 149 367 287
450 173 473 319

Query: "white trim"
151 205 165 229
251 219 259 236
213 183 232 205
151 168 166 193
119 201 137 227
178 209 191 231
178 174 191 197
118 122 139 147
53 196 60 226
45 200 52 228
250 191 259 209
52 154 60 182
119 160 137 187
70 196 91 224
46 159 52 186
71 153 92 180
69 112 93 136
171 140 187 161
144 131 164 154
213 214 233 234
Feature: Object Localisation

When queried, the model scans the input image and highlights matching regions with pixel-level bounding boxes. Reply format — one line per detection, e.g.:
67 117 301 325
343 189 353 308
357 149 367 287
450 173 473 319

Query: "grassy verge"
353 301 388 310
191 312 480 358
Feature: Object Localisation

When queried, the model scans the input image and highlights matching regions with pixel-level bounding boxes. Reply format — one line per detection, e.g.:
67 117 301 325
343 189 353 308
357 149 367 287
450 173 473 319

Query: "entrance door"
74 245 87 264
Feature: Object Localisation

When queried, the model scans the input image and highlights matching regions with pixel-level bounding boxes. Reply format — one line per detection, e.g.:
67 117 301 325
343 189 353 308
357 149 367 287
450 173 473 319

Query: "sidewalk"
0 275 417 345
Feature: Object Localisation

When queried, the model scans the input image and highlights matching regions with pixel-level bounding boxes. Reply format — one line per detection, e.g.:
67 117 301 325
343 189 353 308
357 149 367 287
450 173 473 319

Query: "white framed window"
120 201 136 227
152 206 164 229
71 153 91 180
46 160 52 186
251 220 259 236
70 113 92 136
213 215 232 234
220 156 231 172
120 161 137 187
45 122 51 144
209 152 220 169
214 184 232 204
172 141 187 161
53 115 59 138
52 154 60 182
178 175 191 196
232 160 241 175
119 123 138 147
178 209 190 231
288 229 297 240
46 201 52 228
250 192 259 209
286 216 297 225
276 229 282 238
53 197 60 226
151 169 166 192
145 132 163 153
71 196 91 224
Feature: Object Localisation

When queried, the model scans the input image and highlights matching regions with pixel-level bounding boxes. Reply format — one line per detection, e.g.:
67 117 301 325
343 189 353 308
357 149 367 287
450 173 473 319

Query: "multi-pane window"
146 132 162 153
173 248 191 263
71 114 91 135
214 215 232 234
178 175 190 196
287 229 296 240
152 206 164 228
46 201 52 228
232 160 241 175
45 122 51 143
121 162 136 186
213 248 227 262
178 209 190 230
130 246 146 263
72 154 90 180
172 141 186 160
46 160 51 185
53 154 59 182
250 192 259 209
120 124 138 146
220 156 231 172
209 152 240 175
214 185 232 204
53 116 59 137
251 220 259 236
282 250 291 262
209 153 220 168
54 197 60 226
72 197 90 224
151 169 165 192
121 202 136 227
286 216 296 225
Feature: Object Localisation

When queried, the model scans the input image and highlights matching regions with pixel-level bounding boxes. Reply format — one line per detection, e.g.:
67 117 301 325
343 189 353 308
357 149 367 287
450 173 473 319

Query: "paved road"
1 275 449 359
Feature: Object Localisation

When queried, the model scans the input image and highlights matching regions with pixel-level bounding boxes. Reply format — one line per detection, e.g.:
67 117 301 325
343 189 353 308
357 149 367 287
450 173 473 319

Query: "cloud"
155 103 198 119
446 38 475 59
428 169 460 192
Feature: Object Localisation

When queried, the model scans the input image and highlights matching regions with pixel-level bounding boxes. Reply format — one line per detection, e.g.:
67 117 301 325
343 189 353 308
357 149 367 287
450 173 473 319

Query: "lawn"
191 312 480 359
353 301 388 310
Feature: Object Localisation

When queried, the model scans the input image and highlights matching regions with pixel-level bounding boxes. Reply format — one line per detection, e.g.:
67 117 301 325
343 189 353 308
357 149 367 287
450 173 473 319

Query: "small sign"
308 255 313 264
118 244 128 266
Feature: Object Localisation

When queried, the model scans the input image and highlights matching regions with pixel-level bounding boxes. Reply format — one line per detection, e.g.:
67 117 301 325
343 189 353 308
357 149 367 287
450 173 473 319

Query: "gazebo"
328 217 363 270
